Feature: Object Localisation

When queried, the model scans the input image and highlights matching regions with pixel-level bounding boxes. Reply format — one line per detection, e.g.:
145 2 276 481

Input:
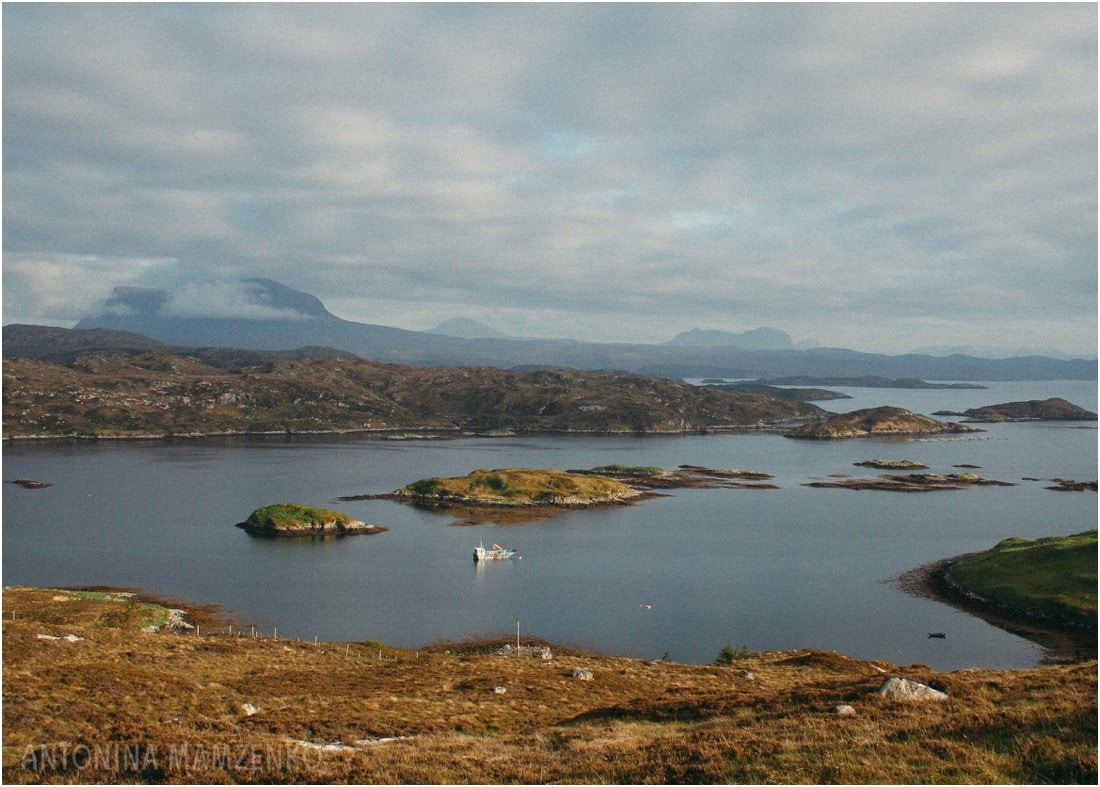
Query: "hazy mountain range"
44 278 1094 381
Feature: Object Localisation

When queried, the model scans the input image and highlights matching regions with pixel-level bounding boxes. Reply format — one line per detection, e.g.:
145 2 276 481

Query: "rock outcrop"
878 677 948 701
854 459 929 469
238 502 385 537
805 472 1014 492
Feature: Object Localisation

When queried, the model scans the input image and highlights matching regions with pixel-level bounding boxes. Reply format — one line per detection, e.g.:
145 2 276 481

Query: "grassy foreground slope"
945 530 1097 634
3 587 1096 784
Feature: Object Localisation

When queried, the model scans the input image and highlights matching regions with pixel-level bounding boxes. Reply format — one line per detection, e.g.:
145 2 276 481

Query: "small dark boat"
927 632 946 639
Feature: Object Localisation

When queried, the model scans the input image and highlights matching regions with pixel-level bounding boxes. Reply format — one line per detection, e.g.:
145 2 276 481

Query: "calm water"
3 380 1095 670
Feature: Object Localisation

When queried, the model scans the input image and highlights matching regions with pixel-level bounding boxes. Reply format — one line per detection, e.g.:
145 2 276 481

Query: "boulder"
165 609 195 632
571 668 594 681
878 677 947 701
833 704 856 715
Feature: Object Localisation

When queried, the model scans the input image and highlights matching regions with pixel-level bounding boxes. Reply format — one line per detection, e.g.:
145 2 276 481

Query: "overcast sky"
3 3 1096 355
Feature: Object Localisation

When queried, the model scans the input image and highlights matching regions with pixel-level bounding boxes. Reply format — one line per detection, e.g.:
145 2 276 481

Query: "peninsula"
906 530 1097 659
237 503 384 537
784 407 982 440
703 382 850 401
932 397 1097 422
754 375 987 390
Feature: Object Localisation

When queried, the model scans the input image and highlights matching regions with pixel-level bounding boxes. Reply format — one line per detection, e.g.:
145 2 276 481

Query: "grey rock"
833 704 856 715
165 609 195 632
878 677 948 701
571 668 594 681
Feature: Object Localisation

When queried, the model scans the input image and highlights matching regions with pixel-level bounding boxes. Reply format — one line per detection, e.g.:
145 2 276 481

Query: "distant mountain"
65 279 1096 381
667 327 795 351
428 318 506 340
912 344 1097 361
73 278 481 364
3 324 357 369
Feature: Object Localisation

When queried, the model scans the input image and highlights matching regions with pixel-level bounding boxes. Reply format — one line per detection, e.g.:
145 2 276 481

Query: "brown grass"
3 587 1096 784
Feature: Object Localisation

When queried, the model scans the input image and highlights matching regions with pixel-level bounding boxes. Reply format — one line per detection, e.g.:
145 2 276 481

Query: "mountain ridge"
48 279 1100 380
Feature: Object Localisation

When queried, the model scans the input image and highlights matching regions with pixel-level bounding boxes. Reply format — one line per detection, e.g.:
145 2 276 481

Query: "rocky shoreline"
892 558 1096 663
1 422 816 443
385 487 654 509
237 503 387 537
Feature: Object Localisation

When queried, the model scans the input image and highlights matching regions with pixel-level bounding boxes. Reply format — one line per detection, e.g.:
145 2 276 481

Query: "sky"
3 3 1096 356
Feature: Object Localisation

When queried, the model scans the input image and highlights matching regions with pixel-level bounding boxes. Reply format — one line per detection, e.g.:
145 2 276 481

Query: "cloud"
1 254 176 326
2 3 1095 354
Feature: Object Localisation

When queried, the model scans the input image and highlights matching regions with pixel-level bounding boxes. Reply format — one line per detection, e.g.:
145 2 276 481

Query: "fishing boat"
473 541 515 561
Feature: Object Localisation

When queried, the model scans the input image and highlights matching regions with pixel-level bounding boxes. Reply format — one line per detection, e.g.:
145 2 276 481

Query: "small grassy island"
352 465 780 525
942 530 1097 641
393 468 644 508
343 465 779 525
238 503 384 537
784 406 982 440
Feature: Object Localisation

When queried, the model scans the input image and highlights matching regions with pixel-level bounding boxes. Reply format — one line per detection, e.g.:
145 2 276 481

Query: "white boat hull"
473 543 515 561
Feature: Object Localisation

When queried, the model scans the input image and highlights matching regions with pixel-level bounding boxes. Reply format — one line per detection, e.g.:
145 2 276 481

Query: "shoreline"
892 557 1097 664
0 422 811 443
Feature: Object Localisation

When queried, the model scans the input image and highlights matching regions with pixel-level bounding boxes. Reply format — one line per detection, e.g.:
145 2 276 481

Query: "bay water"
3 380 1095 669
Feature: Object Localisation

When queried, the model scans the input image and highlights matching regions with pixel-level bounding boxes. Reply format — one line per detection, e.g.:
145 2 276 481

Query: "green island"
942 530 1097 639
238 503 384 537
3 585 1095 784
343 465 781 526
393 468 644 507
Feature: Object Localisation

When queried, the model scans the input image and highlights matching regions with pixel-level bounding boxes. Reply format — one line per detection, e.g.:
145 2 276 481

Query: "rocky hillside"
784 406 981 440
2 354 824 439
